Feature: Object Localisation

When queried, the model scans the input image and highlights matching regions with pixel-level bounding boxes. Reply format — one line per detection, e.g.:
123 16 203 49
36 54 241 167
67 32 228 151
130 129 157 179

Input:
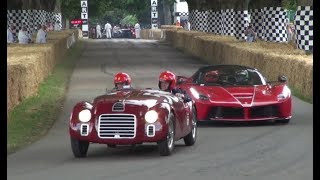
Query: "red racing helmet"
158 71 176 90
114 72 132 85
204 70 219 83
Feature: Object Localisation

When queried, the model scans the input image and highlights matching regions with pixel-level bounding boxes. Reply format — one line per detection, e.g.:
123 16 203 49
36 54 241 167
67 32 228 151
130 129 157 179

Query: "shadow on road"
75 144 189 161
197 120 288 128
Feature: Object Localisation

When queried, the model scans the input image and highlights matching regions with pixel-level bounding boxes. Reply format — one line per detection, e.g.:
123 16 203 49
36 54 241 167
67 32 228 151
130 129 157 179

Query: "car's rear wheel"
158 113 175 156
71 137 89 158
184 108 197 146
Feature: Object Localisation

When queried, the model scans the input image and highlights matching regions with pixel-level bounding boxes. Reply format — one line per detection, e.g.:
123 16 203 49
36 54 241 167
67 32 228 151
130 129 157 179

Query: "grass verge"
291 87 313 104
7 40 85 155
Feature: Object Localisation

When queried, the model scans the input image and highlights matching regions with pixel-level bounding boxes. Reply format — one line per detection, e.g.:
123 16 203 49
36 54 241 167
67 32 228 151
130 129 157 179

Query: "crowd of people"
90 21 141 39
7 20 61 45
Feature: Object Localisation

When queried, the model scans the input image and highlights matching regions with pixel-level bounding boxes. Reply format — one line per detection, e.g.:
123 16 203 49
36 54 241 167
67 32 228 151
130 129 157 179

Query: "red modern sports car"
176 65 292 123
69 88 197 157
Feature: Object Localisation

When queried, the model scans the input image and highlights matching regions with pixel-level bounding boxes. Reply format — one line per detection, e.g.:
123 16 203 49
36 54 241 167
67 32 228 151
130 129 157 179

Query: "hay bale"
7 29 79 112
140 29 165 40
7 54 43 111
161 25 183 30
7 44 55 73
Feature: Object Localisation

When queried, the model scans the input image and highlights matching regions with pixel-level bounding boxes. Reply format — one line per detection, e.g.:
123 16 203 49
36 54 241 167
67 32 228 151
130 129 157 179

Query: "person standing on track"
134 22 141 39
104 21 112 39
96 23 102 39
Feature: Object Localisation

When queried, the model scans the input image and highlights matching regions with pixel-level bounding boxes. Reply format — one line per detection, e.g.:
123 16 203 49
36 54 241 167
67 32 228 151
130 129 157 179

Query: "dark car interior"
193 65 265 86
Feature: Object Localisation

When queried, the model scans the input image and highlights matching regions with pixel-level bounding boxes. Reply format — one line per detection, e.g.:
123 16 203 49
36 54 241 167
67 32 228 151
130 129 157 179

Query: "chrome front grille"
80 124 89 136
146 124 155 137
98 114 136 139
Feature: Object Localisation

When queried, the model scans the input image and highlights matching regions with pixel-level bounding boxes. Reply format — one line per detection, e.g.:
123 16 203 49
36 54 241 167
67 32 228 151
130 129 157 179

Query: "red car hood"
93 89 173 108
193 85 278 106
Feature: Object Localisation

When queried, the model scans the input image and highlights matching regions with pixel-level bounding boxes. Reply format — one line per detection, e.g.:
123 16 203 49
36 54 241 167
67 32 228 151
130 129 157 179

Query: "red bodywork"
69 89 194 145
176 65 292 122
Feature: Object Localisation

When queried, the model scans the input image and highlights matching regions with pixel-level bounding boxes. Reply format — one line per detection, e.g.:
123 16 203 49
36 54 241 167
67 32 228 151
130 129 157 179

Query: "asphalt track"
7 39 313 180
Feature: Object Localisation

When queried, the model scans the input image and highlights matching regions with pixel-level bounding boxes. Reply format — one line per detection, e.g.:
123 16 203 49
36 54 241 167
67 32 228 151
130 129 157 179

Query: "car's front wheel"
71 137 89 158
158 113 175 156
184 108 197 146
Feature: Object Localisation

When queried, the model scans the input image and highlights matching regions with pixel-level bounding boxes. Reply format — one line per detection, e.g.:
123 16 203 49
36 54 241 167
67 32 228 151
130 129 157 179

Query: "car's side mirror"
278 75 287 83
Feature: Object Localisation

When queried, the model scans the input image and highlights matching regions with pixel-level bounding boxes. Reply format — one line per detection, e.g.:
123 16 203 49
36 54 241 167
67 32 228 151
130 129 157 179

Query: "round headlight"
145 110 158 123
78 109 91 122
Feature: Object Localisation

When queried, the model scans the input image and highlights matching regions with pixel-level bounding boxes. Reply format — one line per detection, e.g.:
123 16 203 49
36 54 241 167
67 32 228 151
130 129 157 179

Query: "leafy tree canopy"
60 0 178 25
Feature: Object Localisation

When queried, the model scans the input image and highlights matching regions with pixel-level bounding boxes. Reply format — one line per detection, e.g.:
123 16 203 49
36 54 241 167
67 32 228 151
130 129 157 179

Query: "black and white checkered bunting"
294 6 313 51
263 7 288 42
175 12 189 17
221 9 235 36
184 6 313 51
7 9 62 39
201 11 208 32
234 10 249 40
249 9 264 39
207 10 222 34
190 10 203 31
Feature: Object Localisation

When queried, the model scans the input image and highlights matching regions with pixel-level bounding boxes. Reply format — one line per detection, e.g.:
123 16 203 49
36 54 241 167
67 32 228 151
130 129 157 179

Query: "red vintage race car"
69 88 197 157
176 65 292 123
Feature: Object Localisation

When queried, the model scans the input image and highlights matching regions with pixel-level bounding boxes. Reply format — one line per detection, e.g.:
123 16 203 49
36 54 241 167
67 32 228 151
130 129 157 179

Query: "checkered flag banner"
263 7 288 42
185 7 312 50
175 12 189 16
249 9 264 39
7 9 62 39
190 10 204 31
221 9 235 36
294 6 313 51
234 10 250 40
207 10 222 34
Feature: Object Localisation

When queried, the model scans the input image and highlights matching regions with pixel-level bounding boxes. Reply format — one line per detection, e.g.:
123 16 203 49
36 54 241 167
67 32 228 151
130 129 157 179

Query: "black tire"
71 137 89 158
184 108 197 146
276 119 290 124
158 113 175 156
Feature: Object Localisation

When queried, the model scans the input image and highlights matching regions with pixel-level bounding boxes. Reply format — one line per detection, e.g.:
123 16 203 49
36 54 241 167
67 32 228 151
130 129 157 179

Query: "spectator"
104 21 112 39
46 21 51 31
175 20 180 27
91 27 96 39
287 23 295 42
18 26 32 44
96 23 102 39
36 25 47 43
186 20 191 31
54 20 61 31
244 24 256 42
180 20 185 28
7 24 15 44
134 22 141 39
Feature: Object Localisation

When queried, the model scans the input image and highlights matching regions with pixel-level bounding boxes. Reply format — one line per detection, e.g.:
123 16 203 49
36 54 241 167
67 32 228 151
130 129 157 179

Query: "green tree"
120 15 138 25
283 0 297 10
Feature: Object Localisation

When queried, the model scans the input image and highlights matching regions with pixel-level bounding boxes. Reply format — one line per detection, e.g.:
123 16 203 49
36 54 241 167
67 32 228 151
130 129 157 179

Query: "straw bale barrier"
7 29 80 112
163 30 313 99
141 29 165 40
7 53 45 110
